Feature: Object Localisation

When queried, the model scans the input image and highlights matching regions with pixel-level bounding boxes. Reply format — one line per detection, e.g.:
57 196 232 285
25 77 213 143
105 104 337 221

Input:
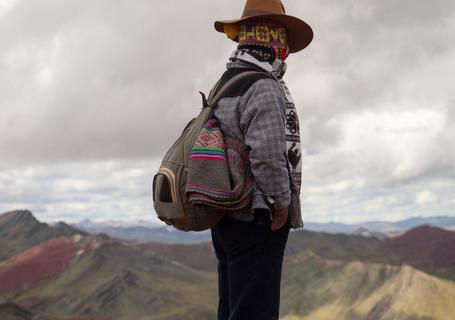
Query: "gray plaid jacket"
213 60 303 229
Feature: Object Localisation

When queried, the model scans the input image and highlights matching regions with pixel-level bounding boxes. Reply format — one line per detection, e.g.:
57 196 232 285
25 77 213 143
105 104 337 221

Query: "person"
209 0 313 319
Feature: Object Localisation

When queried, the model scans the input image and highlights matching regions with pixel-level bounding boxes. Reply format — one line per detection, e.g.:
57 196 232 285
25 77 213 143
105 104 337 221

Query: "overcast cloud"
1 0 454 224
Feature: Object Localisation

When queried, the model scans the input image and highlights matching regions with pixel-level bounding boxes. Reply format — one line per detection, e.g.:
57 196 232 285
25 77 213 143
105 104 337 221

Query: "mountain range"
71 218 210 244
69 215 455 244
2 209 455 319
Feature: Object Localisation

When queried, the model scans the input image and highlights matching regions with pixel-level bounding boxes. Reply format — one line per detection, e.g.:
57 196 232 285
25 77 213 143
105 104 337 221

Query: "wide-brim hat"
214 0 313 53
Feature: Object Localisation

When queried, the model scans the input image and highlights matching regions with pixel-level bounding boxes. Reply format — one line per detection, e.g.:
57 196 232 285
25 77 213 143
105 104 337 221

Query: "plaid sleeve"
240 78 291 209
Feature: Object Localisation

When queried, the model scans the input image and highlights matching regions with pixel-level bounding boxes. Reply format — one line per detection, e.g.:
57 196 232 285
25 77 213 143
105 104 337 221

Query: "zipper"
158 167 177 203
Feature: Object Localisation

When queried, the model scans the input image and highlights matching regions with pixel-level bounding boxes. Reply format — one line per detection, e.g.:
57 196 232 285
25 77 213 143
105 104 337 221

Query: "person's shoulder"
250 76 281 90
219 69 277 98
246 76 284 99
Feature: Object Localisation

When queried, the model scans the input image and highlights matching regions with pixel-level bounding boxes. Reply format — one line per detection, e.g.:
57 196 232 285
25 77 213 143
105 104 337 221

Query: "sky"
1 0 454 224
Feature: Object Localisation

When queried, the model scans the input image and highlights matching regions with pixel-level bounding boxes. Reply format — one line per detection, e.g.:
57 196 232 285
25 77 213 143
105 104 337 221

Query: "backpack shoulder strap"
206 78 223 104
208 70 273 108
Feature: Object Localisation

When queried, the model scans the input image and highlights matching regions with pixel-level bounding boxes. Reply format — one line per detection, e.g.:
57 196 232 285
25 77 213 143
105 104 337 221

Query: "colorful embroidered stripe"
202 122 219 130
191 150 225 156
192 147 224 152
191 149 225 156
188 154 226 161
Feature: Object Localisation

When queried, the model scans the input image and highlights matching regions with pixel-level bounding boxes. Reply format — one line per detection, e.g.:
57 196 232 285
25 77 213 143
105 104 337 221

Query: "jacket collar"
227 49 287 78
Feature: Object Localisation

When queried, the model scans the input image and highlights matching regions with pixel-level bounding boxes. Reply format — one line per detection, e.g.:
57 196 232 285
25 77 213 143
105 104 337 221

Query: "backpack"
152 70 272 231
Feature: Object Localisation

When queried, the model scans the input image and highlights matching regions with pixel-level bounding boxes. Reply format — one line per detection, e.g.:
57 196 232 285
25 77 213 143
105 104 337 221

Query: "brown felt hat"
214 0 313 53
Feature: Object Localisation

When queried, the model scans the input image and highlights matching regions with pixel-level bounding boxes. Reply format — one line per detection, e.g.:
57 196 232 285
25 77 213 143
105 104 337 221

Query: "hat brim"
215 14 313 53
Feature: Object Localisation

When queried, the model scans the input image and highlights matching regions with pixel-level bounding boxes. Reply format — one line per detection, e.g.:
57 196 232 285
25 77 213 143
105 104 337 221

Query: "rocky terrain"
2 209 455 319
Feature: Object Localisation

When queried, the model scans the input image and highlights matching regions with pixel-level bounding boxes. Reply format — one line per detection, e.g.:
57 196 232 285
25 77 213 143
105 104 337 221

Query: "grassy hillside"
280 251 455 320
285 229 400 264
0 210 83 260
0 302 102 320
2 210 455 320
5 233 455 320
5 235 217 320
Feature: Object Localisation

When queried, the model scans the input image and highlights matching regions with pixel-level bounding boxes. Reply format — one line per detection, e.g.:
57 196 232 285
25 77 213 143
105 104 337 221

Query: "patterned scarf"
229 49 302 195
229 48 288 79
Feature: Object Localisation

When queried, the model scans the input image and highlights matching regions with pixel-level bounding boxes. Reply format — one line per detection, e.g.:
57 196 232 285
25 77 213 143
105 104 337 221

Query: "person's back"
210 1 313 319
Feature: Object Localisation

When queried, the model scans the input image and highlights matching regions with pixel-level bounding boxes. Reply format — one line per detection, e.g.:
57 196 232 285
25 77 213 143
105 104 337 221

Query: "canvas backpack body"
152 69 272 231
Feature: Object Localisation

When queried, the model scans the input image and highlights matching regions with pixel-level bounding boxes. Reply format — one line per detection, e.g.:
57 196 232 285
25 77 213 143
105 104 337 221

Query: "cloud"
415 190 438 206
0 0 454 223
0 0 18 18
0 0 237 165
0 159 161 223
292 0 455 151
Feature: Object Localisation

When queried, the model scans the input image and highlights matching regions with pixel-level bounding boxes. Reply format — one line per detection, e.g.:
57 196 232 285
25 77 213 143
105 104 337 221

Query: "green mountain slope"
3 210 455 320
8 235 217 320
0 302 104 320
280 251 455 320
0 210 84 260
11 236 455 320
285 229 400 264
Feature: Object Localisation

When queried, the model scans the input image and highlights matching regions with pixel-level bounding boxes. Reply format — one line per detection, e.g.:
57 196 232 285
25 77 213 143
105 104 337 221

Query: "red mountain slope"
0 234 98 294
386 225 455 269
0 210 85 260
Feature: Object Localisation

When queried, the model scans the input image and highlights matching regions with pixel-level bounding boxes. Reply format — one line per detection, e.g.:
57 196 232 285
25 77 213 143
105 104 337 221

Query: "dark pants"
210 209 291 320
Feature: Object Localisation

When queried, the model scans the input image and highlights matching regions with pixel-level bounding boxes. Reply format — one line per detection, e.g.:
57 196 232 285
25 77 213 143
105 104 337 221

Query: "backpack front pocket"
153 167 177 203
